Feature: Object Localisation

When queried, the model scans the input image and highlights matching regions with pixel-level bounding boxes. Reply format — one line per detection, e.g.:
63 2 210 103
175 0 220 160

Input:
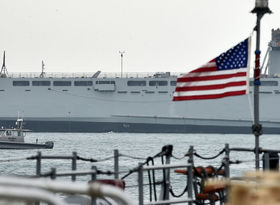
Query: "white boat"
0 118 28 143
0 29 280 134
0 118 54 149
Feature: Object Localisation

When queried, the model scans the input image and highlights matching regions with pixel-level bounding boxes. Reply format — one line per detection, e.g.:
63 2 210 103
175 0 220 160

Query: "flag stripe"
176 76 247 87
173 90 246 101
174 85 246 97
191 67 217 73
184 68 247 77
190 63 217 73
177 71 247 82
175 81 246 92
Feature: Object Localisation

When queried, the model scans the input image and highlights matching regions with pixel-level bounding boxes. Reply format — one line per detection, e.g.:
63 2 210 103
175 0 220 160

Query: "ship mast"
39 60 46 78
119 51 125 78
0 51 8 78
251 0 271 169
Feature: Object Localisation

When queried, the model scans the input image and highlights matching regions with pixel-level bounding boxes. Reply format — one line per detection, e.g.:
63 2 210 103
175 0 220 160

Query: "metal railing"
0 176 137 205
3 144 278 205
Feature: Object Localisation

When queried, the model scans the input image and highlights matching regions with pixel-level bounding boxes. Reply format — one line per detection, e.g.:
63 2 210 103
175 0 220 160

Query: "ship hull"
0 117 279 134
1 73 280 134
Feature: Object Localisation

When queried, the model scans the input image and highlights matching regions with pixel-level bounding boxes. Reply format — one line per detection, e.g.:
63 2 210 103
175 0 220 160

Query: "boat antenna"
251 0 272 170
39 60 46 78
0 51 8 78
119 51 125 78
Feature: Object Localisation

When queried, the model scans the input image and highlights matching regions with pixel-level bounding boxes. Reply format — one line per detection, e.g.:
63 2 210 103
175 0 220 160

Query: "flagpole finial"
251 0 272 14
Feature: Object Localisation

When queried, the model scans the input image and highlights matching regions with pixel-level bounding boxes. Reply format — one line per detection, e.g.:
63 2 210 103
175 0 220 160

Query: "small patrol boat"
0 118 54 149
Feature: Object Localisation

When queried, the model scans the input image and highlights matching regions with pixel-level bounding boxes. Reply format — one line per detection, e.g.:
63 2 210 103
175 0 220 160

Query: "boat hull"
0 141 54 149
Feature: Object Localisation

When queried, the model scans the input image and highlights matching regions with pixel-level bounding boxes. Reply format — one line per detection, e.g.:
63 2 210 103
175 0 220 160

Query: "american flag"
173 38 251 101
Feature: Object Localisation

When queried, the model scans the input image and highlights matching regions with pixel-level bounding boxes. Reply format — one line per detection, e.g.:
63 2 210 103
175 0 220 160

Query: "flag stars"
216 39 248 70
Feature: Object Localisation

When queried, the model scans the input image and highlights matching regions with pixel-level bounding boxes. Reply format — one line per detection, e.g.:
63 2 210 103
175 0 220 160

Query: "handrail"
144 198 193 205
0 176 137 205
142 163 191 171
0 186 68 205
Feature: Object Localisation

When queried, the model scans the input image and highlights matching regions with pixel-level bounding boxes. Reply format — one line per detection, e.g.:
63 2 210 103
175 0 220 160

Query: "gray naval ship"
0 29 280 134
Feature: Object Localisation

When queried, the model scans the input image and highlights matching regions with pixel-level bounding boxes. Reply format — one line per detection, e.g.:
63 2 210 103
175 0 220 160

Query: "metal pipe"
230 147 255 152
144 198 193 205
251 0 271 170
46 170 97 177
254 13 262 170
0 186 68 205
142 163 191 171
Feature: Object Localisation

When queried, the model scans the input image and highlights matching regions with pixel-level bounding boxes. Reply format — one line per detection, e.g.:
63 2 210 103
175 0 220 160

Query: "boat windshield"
1 130 25 137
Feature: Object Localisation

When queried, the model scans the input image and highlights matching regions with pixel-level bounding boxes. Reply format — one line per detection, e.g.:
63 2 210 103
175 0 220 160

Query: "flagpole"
251 0 271 170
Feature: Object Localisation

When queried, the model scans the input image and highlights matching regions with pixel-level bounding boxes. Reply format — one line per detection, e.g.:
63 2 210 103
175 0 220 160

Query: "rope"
39 171 55 178
194 149 225 160
0 157 31 163
171 154 186 160
147 157 158 202
95 156 115 162
76 156 98 162
121 167 140 180
96 169 115 175
169 185 188 198
121 148 168 180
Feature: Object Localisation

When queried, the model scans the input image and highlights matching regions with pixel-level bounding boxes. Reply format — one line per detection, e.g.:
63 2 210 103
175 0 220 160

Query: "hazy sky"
0 0 279 74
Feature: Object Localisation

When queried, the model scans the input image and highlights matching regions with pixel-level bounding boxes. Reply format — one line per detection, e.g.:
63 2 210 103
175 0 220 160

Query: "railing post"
72 152 77 181
187 146 194 205
91 166 97 205
114 149 119 179
36 151 41 177
35 152 42 205
263 152 270 170
50 168 56 180
162 145 172 201
138 163 144 205
225 144 230 178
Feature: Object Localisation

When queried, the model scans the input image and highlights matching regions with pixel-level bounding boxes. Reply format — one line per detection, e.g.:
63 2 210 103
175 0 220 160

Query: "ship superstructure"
0 30 280 134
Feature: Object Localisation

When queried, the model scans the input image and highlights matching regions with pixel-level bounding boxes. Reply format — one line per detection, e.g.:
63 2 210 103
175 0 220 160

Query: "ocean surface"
0 132 279 200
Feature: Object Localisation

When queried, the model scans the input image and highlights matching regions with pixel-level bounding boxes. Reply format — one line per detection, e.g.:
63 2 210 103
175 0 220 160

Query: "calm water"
0 132 279 198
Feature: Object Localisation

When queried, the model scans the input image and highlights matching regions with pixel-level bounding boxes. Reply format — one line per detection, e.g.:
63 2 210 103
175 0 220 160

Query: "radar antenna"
0 51 8 78
39 60 46 78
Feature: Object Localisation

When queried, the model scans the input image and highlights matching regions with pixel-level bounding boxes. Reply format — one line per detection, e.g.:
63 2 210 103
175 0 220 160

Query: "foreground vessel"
0 30 280 134
0 118 54 149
